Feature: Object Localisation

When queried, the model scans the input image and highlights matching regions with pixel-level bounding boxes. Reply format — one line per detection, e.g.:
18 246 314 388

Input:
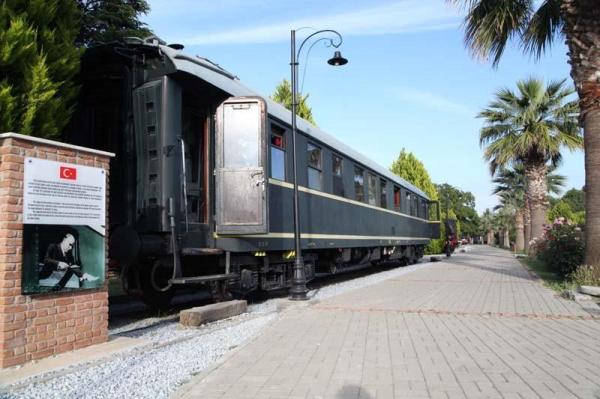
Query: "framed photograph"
22 225 104 294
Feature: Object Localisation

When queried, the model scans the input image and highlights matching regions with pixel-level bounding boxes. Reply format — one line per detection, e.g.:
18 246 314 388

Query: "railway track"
109 259 414 331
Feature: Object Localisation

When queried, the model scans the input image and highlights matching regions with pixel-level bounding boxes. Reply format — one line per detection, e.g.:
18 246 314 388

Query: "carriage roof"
156 43 430 200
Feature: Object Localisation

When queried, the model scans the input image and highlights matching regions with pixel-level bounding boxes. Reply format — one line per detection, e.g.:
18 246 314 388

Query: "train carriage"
66 37 441 308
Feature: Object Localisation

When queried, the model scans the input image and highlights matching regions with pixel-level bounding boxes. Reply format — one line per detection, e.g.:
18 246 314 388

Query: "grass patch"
520 257 574 293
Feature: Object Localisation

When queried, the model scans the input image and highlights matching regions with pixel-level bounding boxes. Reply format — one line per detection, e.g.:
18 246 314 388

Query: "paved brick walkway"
174 247 600 399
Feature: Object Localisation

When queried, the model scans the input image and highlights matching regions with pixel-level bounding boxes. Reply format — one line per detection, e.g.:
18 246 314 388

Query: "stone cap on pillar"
0 132 115 158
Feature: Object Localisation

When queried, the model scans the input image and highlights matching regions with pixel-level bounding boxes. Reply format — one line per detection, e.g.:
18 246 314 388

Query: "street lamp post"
288 29 347 301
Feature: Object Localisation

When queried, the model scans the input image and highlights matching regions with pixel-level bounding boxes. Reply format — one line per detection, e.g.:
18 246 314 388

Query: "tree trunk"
583 109 600 265
515 209 525 252
503 229 510 250
525 163 548 245
562 0 600 266
523 197 531 252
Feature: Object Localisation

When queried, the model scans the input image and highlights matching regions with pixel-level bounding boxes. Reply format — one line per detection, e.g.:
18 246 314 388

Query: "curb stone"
579 285 600 297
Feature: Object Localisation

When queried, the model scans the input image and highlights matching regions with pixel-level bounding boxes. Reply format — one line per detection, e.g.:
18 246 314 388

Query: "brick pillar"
0 133 113 368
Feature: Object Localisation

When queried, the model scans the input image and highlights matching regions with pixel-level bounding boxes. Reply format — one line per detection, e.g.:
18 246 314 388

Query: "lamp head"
327 50 348 66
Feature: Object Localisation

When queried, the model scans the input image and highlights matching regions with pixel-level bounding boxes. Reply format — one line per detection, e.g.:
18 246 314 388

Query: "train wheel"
209 280 232 303
139 259 175 310
408 247 418 265
329 263 338 274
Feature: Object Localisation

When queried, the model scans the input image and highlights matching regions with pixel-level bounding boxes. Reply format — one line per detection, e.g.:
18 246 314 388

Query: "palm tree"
495 186 524 251
479 78 581 244
480 209 495 245
493 164 565 251
449 0 600 266
491 211 504 247
492 200 515 249
498 206 514 249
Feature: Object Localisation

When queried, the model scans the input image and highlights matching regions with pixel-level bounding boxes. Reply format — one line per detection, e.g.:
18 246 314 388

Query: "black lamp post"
288 29 347 301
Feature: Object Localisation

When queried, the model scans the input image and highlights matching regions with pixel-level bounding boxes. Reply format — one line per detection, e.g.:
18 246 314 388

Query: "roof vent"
168 43 184 50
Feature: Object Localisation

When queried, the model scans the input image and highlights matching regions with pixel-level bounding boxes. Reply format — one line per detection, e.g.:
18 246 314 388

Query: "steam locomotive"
66 37 441 308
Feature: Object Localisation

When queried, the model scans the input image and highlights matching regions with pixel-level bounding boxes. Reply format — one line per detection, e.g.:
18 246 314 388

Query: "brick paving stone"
174 246 600 399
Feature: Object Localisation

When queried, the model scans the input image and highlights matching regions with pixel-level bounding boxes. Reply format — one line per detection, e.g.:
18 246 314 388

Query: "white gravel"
2 314 277 399
108 314 179 336
1 256 437 398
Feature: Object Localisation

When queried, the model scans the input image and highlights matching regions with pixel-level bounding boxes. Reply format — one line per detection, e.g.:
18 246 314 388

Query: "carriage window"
415 196 419 216
420 199 428 219
380 180 388 208
406 192 412 214
354 166 365 202
332 154 344 196
411 194 418 216
307 143 322 190
270 127 285 181
394 186 401 211
367 173 377 206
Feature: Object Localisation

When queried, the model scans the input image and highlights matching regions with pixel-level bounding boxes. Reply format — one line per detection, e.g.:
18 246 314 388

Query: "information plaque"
22 158 106 294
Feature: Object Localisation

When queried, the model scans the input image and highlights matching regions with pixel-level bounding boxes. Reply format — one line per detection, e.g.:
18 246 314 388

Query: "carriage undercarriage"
119 244 425 309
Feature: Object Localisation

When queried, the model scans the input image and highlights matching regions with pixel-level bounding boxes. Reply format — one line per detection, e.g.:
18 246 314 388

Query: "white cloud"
181 0 460 45
393 88 474 117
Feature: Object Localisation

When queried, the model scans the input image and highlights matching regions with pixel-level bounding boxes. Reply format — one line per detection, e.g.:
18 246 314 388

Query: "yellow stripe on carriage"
214 232 430 241
268 178 439 223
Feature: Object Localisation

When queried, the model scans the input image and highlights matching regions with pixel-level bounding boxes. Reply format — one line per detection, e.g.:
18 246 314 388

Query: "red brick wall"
0 135 111 368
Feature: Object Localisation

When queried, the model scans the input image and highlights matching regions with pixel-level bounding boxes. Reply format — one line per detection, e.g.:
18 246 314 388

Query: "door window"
223 103 260 168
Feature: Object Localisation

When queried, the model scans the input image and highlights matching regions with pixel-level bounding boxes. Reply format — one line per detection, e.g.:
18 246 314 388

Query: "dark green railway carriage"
66 37 441 308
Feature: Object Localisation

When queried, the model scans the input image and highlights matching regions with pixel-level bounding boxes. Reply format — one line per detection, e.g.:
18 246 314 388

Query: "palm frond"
521 0 563 59
479 77 582 181
450 0 566 65
462 0 534 66
547 171 565 194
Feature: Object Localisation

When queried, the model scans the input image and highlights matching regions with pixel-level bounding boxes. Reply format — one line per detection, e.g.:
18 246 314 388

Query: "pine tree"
389 149 443 254
76 0 152 46
271 79 316 125
389 149 438 200
0 0 81 138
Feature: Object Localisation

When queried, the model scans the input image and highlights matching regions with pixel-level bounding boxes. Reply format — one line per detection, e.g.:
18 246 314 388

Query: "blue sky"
143 0 584 213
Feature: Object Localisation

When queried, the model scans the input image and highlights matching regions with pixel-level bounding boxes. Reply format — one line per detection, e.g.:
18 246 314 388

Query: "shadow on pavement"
337 384 373 399
440 253 536 282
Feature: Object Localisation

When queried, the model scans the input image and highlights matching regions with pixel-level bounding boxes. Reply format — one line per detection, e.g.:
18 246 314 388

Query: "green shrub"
536 220 584 277
425 239 443 255
547 200 574 223
570 264 600 286
572 211 585 226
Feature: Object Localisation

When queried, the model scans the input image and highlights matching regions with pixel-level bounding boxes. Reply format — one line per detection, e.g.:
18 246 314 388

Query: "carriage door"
215 97 268 234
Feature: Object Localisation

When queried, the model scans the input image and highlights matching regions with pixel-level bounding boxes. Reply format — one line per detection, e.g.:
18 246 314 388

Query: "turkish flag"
60 166 77 180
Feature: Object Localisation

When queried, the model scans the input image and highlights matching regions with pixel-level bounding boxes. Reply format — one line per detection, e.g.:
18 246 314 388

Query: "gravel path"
1 256 438 398
1 312 277 399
